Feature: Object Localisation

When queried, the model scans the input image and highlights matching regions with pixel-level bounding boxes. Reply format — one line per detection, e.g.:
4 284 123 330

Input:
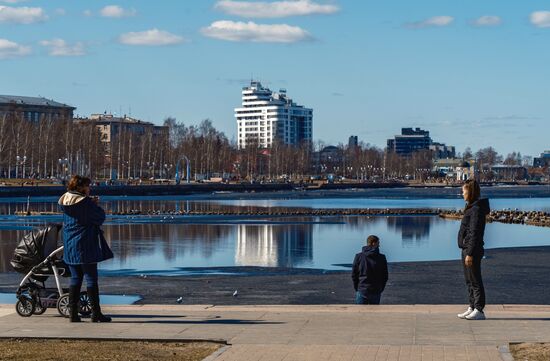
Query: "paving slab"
1 304 550 360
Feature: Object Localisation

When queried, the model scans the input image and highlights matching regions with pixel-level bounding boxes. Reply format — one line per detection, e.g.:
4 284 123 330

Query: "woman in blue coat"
59 175 113 322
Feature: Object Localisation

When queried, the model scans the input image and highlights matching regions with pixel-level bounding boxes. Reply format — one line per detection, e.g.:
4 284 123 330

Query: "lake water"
1 196 550 275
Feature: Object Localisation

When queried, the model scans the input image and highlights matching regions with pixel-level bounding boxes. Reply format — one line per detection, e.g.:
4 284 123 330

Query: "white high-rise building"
235 81 313 149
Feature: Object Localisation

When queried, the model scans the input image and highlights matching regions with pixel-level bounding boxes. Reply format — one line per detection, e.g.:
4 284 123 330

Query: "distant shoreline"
0 183 549 199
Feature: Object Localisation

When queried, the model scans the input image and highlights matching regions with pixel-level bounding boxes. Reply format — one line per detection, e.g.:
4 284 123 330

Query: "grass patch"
510 343 550 361
0 339 222 361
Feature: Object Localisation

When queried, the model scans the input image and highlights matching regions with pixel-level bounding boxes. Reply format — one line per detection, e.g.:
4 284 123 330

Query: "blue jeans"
68 263 98 288
355 291 381 305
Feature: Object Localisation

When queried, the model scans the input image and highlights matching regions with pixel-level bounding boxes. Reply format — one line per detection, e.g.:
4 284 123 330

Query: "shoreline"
1 184 550 199
2 246 550 305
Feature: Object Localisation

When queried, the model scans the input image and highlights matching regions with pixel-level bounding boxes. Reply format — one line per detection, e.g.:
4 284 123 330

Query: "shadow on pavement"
112 318 284 325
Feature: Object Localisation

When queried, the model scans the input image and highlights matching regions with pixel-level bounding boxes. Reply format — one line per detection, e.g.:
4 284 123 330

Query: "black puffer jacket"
458 198 491 256
352 246 388 294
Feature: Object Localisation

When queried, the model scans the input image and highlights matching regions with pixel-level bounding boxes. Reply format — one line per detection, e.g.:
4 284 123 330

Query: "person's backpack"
10 224 62 274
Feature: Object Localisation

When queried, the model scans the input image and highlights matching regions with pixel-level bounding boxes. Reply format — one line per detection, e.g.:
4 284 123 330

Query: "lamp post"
15 155 27 179
58 158 69 181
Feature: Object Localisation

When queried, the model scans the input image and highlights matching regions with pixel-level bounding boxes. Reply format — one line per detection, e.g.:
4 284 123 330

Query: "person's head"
366 235 380 248
462 179 480 204
67 175 92 196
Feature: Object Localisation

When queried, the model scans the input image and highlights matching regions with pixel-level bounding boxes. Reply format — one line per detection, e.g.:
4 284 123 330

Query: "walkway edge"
498 344 515 361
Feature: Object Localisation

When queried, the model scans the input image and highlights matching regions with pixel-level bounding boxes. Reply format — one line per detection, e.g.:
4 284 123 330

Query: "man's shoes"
465 309 486 320
457 307 474 319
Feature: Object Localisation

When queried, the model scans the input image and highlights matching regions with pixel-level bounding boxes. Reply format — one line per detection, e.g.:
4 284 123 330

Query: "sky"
1 0 549 157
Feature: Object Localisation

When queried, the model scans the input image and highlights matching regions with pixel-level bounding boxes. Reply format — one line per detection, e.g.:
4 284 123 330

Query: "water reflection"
387 216 432 247
236 224 313 267
1 215 550 274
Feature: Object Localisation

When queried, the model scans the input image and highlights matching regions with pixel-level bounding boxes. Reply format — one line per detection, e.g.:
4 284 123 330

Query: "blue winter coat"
58 191 113 265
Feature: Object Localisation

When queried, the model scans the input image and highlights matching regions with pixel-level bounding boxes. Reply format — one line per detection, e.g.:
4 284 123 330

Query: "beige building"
76 113 168 145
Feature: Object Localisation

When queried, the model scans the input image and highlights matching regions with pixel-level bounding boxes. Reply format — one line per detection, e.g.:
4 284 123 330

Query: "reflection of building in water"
101 224 232 263
235 224 313 267
386 216 432 247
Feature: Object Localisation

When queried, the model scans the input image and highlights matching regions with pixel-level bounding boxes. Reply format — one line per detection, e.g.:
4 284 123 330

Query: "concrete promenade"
2 304 550 360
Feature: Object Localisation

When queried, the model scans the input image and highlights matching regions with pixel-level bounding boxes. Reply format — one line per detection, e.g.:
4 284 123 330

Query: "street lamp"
58 158 69 180
15 155 27 179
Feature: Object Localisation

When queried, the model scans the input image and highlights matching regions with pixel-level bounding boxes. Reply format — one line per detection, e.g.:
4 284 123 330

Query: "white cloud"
530 11 550 28
0 0 28 3
83 9 92 17
54 8 66 16
118 29 184 46
214 0 339 18
100 5 136 18
0 38 31 59
201 20 311 42
0 5 47 24
407 16 454 29
472 15 501 27
40 39 85 56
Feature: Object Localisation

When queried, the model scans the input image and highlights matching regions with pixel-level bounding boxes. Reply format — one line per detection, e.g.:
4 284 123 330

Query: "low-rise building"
0 95 75 122
492 164 528 181
76 113 168 145
534 151 550 168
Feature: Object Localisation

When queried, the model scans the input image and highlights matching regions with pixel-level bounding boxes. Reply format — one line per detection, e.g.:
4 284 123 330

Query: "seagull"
232 290 238 297
176 297 183 304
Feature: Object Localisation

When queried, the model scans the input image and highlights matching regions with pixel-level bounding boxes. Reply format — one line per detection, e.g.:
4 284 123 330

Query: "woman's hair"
67 175 91 193
463 179 480 204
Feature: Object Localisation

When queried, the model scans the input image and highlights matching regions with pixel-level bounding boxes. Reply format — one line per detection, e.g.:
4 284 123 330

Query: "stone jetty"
439 209 550 228
110 208 439 217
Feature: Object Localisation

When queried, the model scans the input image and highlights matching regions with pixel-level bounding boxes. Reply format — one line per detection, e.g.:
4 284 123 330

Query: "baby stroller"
10 224 91 318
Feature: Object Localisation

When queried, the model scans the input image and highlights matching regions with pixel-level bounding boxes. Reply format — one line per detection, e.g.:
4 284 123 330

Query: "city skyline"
1 0 549 156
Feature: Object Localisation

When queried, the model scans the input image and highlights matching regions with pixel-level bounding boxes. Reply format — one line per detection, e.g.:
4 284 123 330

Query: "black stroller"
10 224 91 318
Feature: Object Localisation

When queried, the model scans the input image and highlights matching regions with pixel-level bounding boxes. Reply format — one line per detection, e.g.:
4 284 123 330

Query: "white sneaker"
465 309 486 320
457 307 474 319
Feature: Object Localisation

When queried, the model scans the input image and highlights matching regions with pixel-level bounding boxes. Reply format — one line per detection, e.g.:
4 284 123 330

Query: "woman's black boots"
87 285 112 323
68 285 81 322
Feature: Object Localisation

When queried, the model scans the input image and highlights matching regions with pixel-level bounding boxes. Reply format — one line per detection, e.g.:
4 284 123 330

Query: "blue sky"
1 0 549 157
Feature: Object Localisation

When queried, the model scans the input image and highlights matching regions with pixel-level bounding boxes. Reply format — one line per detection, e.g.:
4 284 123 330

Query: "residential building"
235 81 313 149
0 95 75 122
387 128 432 155
348 135 358 149
387 127 455 159
534 151 550 167
492 164 528 181
429 142 456 159
76 113 168 146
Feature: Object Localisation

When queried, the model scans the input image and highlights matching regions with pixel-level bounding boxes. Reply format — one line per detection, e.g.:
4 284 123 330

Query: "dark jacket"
458 198 491 257
352 246 388 295
58 191 113 265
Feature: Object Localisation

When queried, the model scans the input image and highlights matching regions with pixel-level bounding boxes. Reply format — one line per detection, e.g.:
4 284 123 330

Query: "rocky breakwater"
110 208 439 217
439 209 550 228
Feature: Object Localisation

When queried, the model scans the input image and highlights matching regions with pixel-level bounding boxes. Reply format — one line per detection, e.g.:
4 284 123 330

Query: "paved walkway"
2 304 550 360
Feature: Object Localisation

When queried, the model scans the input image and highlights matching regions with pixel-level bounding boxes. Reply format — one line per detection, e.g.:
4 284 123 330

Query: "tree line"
0 113 536 182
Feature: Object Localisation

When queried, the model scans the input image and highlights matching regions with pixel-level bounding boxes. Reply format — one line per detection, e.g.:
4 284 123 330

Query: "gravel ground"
0 339 221 361
1 246 550 306
510 343 550 361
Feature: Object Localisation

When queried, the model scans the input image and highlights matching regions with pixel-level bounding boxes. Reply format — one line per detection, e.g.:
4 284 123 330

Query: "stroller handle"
31 246 64 272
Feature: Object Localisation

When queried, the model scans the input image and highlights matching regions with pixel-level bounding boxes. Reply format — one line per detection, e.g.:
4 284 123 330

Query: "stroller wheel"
79 291 92 316
16 296 35 317
57 293 70 318
33 300 47 315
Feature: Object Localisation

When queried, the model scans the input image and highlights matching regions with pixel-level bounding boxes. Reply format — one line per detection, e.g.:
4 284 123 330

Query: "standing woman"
457 179 490 320
59 175 113 323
